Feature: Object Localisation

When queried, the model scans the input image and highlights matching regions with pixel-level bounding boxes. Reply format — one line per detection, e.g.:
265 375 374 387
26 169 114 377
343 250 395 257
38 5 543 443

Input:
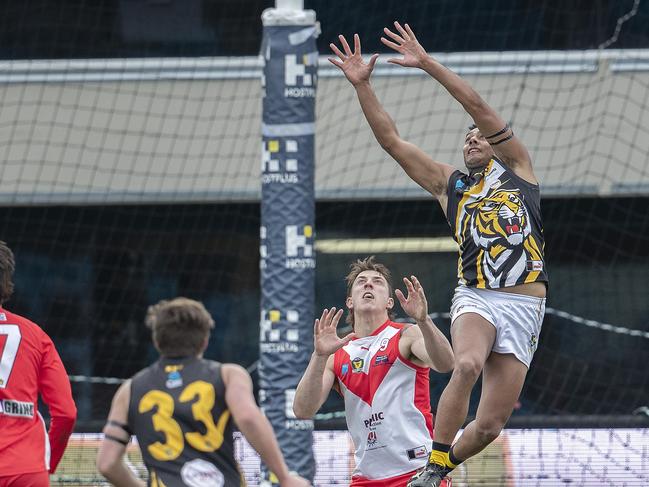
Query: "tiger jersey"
128 357 244 487
446 158 548 289
0 307 77 476
333 320 434 482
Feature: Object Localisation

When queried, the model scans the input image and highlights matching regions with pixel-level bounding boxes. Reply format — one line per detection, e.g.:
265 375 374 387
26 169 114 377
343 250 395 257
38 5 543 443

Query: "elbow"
63 411 77 426
234 409 259 431
433 350 455 374
292 396 315 419
435 363 454 374
441 352 455 373
96 455 117 478
439 362 454 374
291 388 317 419
292 404 314 420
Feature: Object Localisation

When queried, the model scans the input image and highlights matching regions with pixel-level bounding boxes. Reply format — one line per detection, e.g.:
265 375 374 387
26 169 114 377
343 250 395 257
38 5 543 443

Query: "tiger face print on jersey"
467 189 531 281
446 158 548 289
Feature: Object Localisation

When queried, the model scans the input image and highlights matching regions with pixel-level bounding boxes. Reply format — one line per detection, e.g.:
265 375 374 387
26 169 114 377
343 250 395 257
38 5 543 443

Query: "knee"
452 357 483 384
473 417 506 444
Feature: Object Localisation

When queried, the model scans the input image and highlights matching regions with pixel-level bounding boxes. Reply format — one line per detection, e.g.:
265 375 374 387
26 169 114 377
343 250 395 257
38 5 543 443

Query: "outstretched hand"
329 33 379 86
395 276 429 324
313 307 356 357
381 21 428 69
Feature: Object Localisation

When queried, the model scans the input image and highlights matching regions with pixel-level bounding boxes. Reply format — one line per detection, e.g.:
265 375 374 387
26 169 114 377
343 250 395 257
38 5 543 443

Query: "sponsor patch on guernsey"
406 445 429 460
0 399 35 418
526 260 544 272
165 371 183 389
180 459 224 487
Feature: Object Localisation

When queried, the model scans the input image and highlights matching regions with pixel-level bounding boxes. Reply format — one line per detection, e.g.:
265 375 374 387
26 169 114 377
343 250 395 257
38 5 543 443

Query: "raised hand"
313 307 356 357
395 276 429 323
381 21 428 69
329 33 379 86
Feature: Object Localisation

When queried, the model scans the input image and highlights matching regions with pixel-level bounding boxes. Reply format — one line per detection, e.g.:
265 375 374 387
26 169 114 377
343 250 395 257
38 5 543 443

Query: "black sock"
448 444 462 467
432 441 451 453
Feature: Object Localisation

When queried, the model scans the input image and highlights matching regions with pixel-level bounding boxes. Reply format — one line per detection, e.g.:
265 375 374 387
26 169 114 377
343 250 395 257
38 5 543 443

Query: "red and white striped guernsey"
333 320 434 481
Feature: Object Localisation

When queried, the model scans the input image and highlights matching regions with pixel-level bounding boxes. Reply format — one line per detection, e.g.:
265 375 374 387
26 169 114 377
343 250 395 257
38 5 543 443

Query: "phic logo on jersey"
0 313 6 321
363 412 384 428
0 399 35 419
180 459 225 487
341 363 349 375
351 357 364 373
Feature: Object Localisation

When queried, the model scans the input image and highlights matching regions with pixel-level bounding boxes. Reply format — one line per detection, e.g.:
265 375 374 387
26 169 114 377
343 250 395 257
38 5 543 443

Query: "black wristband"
485 124 510 140
104 433 129 446
490 132 515 145
107 419 133 436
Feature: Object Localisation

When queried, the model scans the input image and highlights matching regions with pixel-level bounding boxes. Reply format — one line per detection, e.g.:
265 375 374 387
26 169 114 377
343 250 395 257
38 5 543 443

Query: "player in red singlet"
0 241 77 487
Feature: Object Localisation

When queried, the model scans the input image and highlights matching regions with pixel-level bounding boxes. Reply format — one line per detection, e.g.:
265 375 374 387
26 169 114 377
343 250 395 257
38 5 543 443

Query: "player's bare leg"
408 313 494 487
451 352 527 460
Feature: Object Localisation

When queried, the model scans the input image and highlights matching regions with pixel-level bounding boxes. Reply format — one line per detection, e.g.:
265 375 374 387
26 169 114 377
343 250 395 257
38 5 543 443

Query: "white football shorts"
450 285 546 367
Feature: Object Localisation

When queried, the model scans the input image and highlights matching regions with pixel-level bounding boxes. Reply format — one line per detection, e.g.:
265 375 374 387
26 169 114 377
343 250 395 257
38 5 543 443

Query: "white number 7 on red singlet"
0 325 21 389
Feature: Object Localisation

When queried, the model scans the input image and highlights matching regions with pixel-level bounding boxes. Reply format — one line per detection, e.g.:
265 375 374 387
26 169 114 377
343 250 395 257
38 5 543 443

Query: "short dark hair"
0 241 15 305
145 298 215 357
344 256 395 328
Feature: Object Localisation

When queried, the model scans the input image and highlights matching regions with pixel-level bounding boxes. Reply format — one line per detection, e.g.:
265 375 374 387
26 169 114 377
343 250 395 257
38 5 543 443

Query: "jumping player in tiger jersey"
293 257 454 487
0 241 77 487
96 297 310 487
328 23 548 487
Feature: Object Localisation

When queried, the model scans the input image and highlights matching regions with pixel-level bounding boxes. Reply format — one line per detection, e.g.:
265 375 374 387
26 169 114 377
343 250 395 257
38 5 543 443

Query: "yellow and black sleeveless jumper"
128 357 245 487
445 158 548 289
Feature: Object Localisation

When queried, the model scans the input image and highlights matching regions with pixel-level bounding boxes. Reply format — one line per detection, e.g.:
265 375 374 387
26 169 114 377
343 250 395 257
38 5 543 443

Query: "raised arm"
329 34 456 207
294 308 354 418
382 22 536 184
396 276 454 373
222 364 310 487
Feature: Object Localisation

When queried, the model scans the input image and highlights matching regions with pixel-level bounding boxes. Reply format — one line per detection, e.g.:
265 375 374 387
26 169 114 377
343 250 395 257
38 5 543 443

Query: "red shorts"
0 471 50 487
351 469 452 487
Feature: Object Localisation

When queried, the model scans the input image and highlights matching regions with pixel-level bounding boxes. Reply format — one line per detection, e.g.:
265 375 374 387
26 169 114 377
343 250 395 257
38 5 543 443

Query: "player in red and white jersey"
0 241 77 487
294 256 454 487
